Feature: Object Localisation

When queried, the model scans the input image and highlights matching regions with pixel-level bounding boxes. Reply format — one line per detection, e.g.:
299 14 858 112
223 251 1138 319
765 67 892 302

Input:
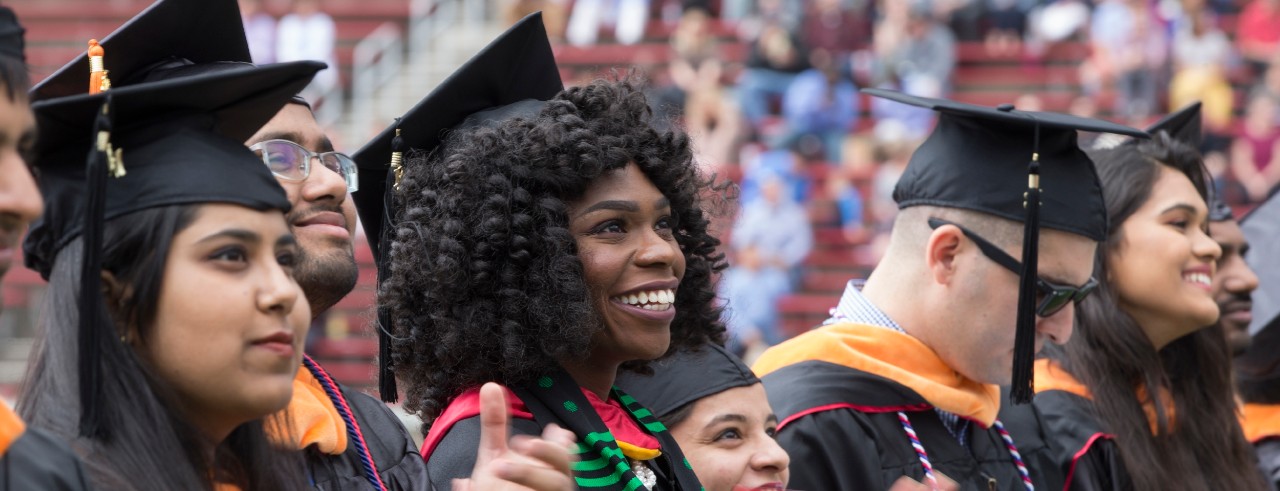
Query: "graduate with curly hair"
351 14 726 491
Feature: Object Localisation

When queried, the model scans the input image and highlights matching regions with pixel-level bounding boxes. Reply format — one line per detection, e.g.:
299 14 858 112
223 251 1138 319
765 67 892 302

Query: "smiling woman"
1027 106 1268 491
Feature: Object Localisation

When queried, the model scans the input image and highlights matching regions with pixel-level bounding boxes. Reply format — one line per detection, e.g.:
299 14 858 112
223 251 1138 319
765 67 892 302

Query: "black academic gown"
302 377 429 490
763 360 1058 491
1022 390 1131 491
1257 438 1280 491
0 426 94 491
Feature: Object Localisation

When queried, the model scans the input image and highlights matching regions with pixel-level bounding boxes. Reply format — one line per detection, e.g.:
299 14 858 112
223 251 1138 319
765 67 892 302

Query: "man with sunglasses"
751 90 1147 491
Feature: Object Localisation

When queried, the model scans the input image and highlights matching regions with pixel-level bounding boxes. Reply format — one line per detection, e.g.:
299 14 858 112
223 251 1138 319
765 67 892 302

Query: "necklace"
630 458 657 489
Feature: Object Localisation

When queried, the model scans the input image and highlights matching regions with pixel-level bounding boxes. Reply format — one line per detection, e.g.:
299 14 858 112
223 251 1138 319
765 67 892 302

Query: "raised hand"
453 382 577 491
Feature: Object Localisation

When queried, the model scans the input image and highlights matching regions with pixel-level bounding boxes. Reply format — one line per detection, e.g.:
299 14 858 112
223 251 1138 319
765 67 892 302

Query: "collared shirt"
826 280 973 448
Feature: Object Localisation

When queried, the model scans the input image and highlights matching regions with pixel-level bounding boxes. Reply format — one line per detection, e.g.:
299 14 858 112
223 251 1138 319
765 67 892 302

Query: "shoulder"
0 426 94 491
339 385 431 484
763 359 930 428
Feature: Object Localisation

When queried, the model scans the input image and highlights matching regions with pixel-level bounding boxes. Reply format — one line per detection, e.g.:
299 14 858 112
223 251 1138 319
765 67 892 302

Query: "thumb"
476 382 511 463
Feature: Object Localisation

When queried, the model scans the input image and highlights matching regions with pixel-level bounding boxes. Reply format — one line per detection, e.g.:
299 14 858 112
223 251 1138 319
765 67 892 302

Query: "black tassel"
378 124 403 403
78 100 112 438
1010 163 1041 405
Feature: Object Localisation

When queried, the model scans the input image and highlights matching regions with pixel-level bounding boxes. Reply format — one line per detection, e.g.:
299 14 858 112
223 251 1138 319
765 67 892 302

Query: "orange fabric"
269 367 348 454
752 322 1001 426
1034 359 1176 435
214 483 242 491
0 401 25 457
1241 403 1280 444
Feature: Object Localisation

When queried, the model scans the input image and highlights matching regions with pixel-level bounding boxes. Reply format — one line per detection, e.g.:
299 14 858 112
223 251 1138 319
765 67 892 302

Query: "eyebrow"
197 229 261 245
253 131 335 153
705 413 748 427
1160 202 1206 217
276 234 299 248
574 197 672 219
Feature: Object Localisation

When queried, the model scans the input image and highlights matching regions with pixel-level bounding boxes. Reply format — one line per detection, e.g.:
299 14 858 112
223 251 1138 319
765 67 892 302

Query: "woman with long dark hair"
16 62 323 491
352 15 727 491
1030 111 1267 490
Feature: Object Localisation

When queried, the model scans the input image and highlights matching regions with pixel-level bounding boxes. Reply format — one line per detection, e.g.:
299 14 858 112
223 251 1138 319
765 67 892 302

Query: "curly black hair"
382 77 730 424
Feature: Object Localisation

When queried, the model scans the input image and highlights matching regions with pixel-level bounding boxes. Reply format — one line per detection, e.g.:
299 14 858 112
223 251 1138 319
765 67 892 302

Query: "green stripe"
572 455 611 472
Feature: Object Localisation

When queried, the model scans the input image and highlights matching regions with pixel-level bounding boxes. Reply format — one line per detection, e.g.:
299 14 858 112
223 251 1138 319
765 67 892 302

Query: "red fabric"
582 389 660 451
1239 127 1280 172
419 386 660 460
1238 1 1280 46
777 402 933 431
420 387 534 459
1063 432 1116 491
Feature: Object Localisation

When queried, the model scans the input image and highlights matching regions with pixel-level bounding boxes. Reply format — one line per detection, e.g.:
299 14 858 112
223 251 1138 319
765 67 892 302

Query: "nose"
1194 228 1223 264
1226 259 1261 295
257 260 306 319
1036 304 1074 345
750 435 791 479
301 156 349 205
634 227 678 267
0 152 44 224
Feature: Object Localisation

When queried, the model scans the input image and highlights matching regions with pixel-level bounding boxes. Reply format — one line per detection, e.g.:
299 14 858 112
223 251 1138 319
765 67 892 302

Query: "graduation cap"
349 12 562 403
23 60 322 438
865 88 1148 403
0 6 24 64
30 0 251 100
615 344 760 420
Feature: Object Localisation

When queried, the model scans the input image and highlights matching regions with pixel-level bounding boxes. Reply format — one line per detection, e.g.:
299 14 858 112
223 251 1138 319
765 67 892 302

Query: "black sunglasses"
928 218 1098 317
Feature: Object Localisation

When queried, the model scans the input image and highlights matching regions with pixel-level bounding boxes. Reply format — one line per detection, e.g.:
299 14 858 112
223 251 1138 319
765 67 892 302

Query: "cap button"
996 103 1016 112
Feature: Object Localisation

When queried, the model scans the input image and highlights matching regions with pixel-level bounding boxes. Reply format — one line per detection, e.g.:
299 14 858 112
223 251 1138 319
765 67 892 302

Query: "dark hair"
1237 315 1280 403
383 77 730 424
1045 134 1265 490
18 205 306 491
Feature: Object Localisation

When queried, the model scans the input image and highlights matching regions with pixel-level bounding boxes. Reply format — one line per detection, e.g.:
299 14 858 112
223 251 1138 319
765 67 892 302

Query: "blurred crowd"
503 0 1280 356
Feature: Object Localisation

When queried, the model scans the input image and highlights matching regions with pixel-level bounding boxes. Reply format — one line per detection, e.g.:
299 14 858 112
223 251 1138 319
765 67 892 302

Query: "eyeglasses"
249 139 359 193
928 217 1098 317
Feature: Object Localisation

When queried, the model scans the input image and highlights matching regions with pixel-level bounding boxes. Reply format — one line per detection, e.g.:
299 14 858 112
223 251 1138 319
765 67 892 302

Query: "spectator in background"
1232 94 1280 202
736 0 809 132
1081 0 1167 122
865 1 952 141
1170 5 1235 168
565 0 651 46
720 166 814 355
276 0 338 100
240 0 276 64
776 48 858 164
1237 0 1280 76
984 0 1034 58
801 0 870 59
1252 58 1280 126
1024 0 1091 59
670 8 742 173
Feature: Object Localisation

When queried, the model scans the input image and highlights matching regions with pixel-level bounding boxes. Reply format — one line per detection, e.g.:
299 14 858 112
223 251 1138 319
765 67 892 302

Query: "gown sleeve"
424 415 543 491
0 426 95 491
775 408 888 490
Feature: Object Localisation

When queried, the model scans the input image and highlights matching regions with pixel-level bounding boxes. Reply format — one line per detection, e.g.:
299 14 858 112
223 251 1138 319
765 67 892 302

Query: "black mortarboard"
30 0 251 100
866 88 1148 403
23 60 322 438
615 344 760 420
0 6 25 64
349 12 563 402
1243 190 1280 338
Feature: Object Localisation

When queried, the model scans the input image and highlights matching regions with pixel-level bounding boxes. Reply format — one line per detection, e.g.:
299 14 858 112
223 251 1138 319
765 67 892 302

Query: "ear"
924 225 964 287
100 270 135 341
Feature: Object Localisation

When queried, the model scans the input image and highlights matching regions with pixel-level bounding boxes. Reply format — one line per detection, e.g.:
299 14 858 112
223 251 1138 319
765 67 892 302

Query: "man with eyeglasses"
751 90 1147 491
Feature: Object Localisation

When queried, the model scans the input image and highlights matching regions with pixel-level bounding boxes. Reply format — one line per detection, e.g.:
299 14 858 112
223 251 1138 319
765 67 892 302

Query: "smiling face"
668 384 789 491
1109 165 1222 350
245 103 357 315
141 203 311 441
568 163 686 367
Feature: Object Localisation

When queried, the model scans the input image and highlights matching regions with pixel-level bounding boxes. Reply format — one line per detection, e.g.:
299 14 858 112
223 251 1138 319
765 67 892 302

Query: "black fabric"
0 427 94 491
31 0 251 100
305 382 430 491
762 360 1059 491
426 416 544 491
867 88 1146 242
1257 438 1280 491
24 61 321 278
0 7 24 64
1026 390 1131 490
615 344 758 419
1242 190 1280 339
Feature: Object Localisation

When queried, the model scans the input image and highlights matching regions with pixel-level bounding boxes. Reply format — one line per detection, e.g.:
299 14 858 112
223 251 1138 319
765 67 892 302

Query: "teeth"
1183 272 1211 286
612 289 677 307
